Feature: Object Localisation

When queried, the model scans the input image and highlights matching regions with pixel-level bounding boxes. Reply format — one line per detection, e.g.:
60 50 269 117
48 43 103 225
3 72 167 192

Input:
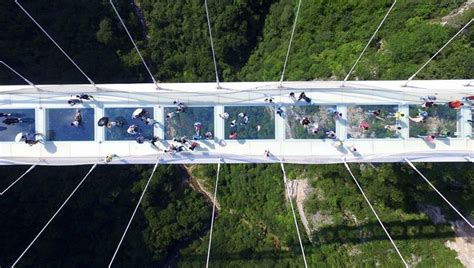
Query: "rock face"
286 179 314 240
440 0 474 26
418 204 474 268
445 220 474 268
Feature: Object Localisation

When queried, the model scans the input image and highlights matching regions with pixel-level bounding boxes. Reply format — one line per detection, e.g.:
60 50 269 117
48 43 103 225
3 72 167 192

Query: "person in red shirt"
447 100 464 109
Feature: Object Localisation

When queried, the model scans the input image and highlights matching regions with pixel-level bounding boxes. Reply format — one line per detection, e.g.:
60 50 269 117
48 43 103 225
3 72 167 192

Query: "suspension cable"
343 0 397 86
279 159 308 268
405 159 474 228
404 18 473 87
11 164 97 268
109 0 159 90
204 0 221 88
279 0 302 88
15 0 96 88
0 61 39 90
205 159 222 268
0 164 37 196
108 158 161 267
343 160 408 267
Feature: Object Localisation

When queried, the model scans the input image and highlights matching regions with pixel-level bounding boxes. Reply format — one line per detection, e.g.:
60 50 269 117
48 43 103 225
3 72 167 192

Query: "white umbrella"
15 132 24 142
132 108 144 118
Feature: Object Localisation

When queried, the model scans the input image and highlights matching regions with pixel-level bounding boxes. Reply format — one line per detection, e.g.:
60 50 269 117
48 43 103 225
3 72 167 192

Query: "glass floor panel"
348 105 400 139
0 109 35 141
164 107 214 140
224 106 275 140
45 108 94 141
409 105 458 138
104 108 154 140
285 105 336 139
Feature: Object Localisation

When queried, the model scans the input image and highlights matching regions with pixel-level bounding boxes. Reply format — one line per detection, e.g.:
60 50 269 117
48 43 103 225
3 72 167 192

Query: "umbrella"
15 132 24 142
97 117 109 127
132 108 144 118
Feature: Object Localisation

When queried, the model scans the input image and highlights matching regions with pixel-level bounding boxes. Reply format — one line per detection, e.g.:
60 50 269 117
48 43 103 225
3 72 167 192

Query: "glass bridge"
0 80 472 165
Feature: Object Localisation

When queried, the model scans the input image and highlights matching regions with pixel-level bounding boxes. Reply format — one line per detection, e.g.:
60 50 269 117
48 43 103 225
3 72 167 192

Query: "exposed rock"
418 204 474 267
445 220 474 268
286 179 314 240
440 0 474 26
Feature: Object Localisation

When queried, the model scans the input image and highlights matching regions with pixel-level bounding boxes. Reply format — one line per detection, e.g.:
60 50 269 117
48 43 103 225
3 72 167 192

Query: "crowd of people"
410 95 474 143
3 92 474 158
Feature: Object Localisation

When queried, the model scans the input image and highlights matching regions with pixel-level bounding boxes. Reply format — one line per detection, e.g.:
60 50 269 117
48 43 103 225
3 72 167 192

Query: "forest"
0 0 473 267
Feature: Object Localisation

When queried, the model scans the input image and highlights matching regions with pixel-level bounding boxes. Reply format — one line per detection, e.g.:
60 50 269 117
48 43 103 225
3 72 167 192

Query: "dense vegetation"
0 165 210 266
0 0 473 267
181 163 472 267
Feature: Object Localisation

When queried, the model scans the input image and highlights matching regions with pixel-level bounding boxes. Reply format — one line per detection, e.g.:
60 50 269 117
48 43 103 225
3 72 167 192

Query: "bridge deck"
0 80 472 165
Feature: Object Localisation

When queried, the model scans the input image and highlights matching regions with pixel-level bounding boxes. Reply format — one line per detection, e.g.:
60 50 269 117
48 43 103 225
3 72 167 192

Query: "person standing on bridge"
462 96 474 103
21 132 44 146
325 130 336 140
127 124 139 135
384 124 401 132
366 109 385 121
238 113 249 126
229 131 238 139
409 115 425 123
145 117 158 126
135 135 146 144
174 100 187 113
420 96 437 108
230 119 237 128
264 97 274 103
447 100 464 110
297 92 311 103
70 109 82 127
387 111 405 120
359 121 369 131
348 145 357 153
276 107 284 117
68 98 82 106
0 112 12 117
76 93 94 101
300 117 311 128
326 107 343 120
2 116 23 125
311 122 320 134
194 122 202 136
166 111 175 119
204 131 213 139
188 141 199 151
219 112 229 120
289 92 297 102
173 136 189 145
165 144 185 153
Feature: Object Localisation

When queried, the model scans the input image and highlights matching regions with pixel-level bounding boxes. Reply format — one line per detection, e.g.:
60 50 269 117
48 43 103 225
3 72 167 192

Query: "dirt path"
184 165 220 210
